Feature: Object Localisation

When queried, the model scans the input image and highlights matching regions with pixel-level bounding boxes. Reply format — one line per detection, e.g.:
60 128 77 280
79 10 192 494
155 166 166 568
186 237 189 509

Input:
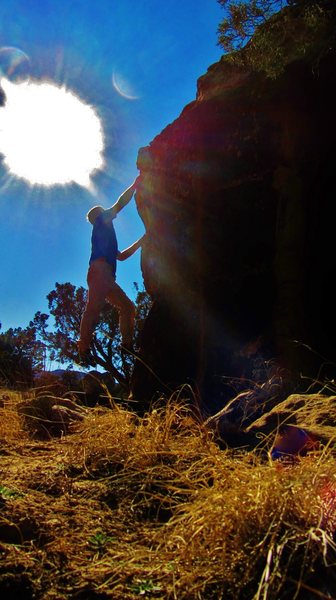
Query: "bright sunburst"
0 78 105 188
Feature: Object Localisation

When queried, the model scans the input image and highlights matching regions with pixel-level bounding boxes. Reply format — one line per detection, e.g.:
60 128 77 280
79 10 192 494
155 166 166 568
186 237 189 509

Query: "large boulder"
131 6 336 414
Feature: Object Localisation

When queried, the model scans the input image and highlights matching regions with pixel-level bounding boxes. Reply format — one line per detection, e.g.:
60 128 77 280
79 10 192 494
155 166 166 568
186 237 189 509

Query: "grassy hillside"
0 386 335 599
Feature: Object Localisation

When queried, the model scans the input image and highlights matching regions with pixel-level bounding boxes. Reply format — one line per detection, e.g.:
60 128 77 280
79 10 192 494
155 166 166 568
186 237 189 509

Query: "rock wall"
131 31 336 414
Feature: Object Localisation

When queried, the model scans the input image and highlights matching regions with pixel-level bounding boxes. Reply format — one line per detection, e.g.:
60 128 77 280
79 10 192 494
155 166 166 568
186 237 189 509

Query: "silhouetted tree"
0 329 35 388
32 282 151 389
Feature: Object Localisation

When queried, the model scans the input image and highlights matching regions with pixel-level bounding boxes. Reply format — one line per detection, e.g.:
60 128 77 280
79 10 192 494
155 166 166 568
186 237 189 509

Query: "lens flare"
0 46 31 83
112 70 139 101
0 78 105 188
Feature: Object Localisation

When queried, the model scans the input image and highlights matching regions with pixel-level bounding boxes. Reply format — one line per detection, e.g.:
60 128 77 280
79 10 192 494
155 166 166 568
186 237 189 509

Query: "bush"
0 336 33 389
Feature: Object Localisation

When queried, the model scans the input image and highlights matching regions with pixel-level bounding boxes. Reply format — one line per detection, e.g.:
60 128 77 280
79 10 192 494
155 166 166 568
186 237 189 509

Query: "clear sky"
0 0 224 332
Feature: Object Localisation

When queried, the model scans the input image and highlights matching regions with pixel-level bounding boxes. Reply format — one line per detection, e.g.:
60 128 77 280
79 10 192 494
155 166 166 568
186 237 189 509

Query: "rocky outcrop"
247 394 336 443
131 10 336 415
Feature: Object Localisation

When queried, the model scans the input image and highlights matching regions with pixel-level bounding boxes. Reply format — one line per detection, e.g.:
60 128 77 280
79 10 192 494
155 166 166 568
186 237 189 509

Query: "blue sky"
0 0 224 332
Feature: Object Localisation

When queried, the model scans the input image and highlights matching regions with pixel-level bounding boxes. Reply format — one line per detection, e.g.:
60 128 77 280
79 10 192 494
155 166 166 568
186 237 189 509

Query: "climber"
77 177 145 366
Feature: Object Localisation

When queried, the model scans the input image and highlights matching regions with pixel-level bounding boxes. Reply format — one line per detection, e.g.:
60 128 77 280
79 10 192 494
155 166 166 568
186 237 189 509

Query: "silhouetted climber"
77 178 144 366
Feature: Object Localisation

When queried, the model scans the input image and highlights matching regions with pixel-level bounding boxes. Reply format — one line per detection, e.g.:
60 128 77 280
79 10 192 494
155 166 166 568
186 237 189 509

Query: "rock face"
247 394 336 443
131 18 336 414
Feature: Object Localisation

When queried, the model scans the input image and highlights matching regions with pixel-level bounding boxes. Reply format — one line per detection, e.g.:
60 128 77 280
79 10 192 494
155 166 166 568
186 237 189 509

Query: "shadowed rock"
17 395 87 438
131 7 336 414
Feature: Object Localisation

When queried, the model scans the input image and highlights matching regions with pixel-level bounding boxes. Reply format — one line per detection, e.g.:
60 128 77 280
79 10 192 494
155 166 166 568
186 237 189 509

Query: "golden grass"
0 388 29 445
0 388 335 598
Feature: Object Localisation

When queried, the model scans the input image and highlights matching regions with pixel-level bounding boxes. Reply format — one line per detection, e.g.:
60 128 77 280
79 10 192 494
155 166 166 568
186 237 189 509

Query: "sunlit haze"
0 78 104 187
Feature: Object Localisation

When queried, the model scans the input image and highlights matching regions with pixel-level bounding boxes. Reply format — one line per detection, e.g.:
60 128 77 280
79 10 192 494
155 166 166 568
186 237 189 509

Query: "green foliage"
128 579 162 595
217 0 336 77
88 531 116 556
0 485 24 500
217 0 286 52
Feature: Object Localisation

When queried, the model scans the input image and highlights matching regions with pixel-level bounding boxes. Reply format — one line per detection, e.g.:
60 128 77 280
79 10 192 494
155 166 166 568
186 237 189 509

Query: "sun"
0 78 105 188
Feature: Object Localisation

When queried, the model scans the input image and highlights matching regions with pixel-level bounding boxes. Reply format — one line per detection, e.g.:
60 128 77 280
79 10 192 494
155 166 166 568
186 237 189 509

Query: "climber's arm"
117 234 146 261
105 177 139 220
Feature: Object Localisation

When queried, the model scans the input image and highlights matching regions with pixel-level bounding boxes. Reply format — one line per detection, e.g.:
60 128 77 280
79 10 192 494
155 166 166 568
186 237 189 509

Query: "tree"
0 328 35 388
217 0 286 52
217 0 335 77
33 282 152 390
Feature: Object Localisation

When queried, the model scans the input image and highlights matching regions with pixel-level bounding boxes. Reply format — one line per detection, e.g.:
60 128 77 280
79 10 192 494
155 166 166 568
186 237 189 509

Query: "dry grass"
0 386 336 599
